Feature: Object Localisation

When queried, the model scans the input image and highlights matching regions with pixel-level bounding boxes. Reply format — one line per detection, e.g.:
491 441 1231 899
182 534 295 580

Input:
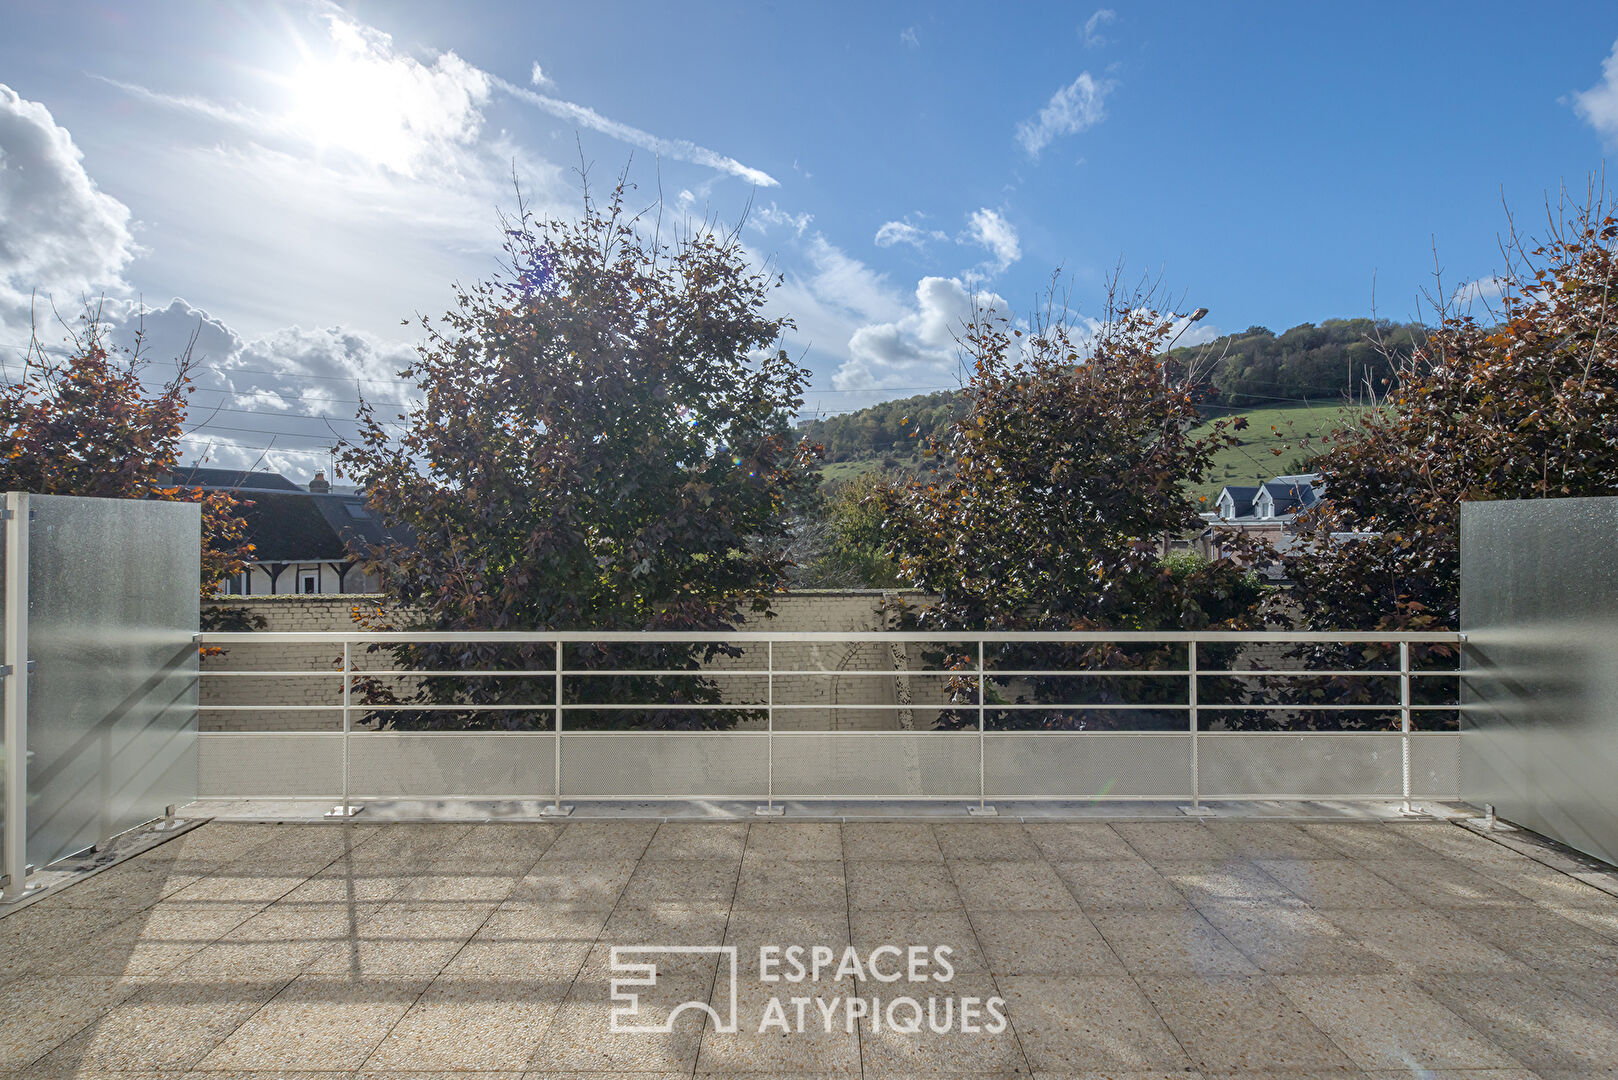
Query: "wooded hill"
798 317 1423 472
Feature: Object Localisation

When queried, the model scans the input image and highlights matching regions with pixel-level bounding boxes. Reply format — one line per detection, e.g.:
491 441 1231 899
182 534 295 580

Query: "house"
1198 472 1325 569
170 466 411 595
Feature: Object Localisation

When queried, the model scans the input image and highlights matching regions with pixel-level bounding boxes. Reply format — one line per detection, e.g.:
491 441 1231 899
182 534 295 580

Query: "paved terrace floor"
4 818 1618 1077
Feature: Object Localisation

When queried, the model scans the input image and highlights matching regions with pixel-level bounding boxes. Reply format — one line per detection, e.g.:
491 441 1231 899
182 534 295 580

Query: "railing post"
2 492 37 902
1187 640 1204 814
1400 640 1414 815
543 638 572 816
325 640 361 817
757 639 782 816
969 638 996 816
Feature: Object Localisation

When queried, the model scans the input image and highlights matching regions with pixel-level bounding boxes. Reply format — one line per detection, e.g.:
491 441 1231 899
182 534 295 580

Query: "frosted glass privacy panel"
1461 496 1618 866
26 494 199 867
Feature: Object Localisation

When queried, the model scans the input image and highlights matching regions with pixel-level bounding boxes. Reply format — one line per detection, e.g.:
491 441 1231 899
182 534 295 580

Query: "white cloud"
496 77 778 188
1574 37 1618 146
900 26 919 49
530 61 552 87
963 208 1020 274
1083 9 1116 48
0 84 138 331
1016 72 1112 157
874 219 948 249
834 276 1007 391
1452 275 1507 308
751 202 813 237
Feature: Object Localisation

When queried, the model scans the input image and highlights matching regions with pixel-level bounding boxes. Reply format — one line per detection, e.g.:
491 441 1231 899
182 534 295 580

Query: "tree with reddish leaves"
0 300 253 599
872 284 1265 729
341 178 819 729
1288 189 1618 636
1274 189 1618 729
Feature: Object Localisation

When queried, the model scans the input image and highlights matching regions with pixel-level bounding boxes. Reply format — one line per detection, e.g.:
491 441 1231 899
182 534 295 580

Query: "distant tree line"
1168 317 1426 407
799 317 1428 463
797 390 966 464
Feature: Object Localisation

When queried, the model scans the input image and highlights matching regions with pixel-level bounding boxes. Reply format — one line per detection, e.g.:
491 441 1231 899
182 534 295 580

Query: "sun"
285 51 412 171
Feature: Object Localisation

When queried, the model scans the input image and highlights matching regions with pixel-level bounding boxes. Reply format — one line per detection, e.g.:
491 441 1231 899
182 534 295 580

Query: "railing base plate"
540 804 574 817
324 804 364 818
967 804 999 817
0 881 44 905
754 804 785 817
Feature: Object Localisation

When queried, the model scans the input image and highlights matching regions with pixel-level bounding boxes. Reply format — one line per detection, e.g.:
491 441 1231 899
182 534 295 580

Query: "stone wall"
199 591 955 733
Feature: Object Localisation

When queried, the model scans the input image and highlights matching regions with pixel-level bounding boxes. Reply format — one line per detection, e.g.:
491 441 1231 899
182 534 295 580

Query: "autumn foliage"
341 180 819 728
1287 192 1618 635
0 301 252 595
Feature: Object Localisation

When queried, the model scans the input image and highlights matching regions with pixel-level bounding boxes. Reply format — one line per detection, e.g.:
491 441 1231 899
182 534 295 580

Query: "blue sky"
2 0 1617 475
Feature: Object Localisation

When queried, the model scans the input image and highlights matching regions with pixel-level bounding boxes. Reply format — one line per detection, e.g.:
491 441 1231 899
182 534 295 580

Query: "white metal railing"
195 630 1464 816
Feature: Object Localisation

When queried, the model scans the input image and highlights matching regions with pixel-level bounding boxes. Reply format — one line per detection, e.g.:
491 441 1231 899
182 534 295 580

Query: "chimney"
309 471 330 493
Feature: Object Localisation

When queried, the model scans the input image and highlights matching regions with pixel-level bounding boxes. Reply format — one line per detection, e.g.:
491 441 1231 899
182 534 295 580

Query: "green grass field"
1188 402 1366 505
811 400 1369 501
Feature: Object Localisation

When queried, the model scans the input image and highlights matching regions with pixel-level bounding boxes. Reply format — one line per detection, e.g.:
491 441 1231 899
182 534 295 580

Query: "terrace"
3 814 1618 1075
3 496 1618 1074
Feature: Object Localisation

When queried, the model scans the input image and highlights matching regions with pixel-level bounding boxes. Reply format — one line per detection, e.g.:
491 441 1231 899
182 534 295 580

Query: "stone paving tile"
34 900 269 976
1443 907 1618 972
1021 822 1140 861
724 908 852 960
437 823 562 867
1276 974 1526 1070
0 975 150 1072
440 903 601 980
1198 900 1393 975
1471 861 1618 908
1111 822 1233 861
509 859 637 907
856 973 1028 1076
1088 910 1257 976
196 973 430 1072
1152 859 1301 909
843 823 945 862
996 974 1189 1073
933 822 1041 861
971 909 1124 975
1385 822 1532 864
538 822 658 862
733 857 847 912
388 869 529 904
1418 971 1618 1072
1299 822 1438 859
1136 974 1357 1073
1201 821 1339 860
745 823 844 861
846 860 961 912
643 822 749 861
1254 857 1420 909
951 861 1080 911
48 860 202 911
692 975 862 1075
1319 908 1534 974
366 975 570 1072
276 862 419 906
1053 858 1190 911
1360 858 1538 908
305 901 497 977
159 872 309 906
850 910 987 974
620 858 741 907
531 970 710 1073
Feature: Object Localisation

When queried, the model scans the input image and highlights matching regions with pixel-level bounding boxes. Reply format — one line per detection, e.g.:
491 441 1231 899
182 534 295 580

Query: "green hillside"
1189 402 1366 505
